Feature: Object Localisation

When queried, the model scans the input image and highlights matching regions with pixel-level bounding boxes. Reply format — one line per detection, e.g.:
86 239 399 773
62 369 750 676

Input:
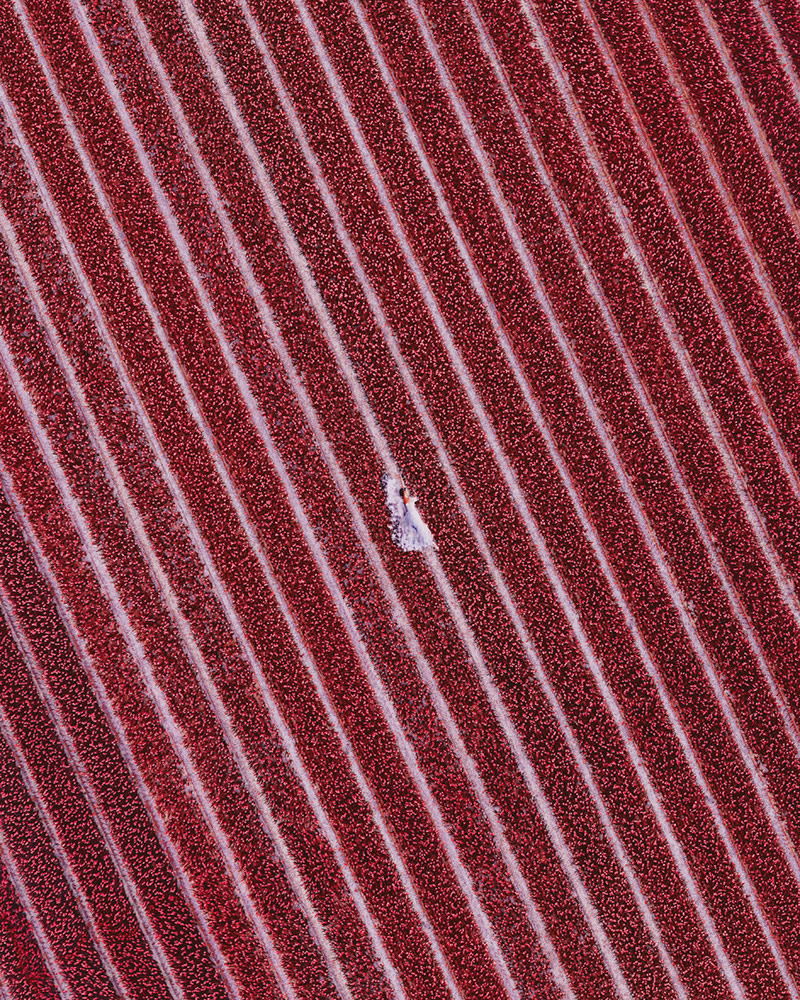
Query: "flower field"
1 1 799 997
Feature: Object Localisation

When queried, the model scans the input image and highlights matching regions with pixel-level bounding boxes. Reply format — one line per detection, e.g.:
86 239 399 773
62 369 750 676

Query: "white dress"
381 474 438 552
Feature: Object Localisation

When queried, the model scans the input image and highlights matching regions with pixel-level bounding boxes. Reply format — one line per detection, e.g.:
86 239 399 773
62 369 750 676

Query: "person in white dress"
381 474 438 552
